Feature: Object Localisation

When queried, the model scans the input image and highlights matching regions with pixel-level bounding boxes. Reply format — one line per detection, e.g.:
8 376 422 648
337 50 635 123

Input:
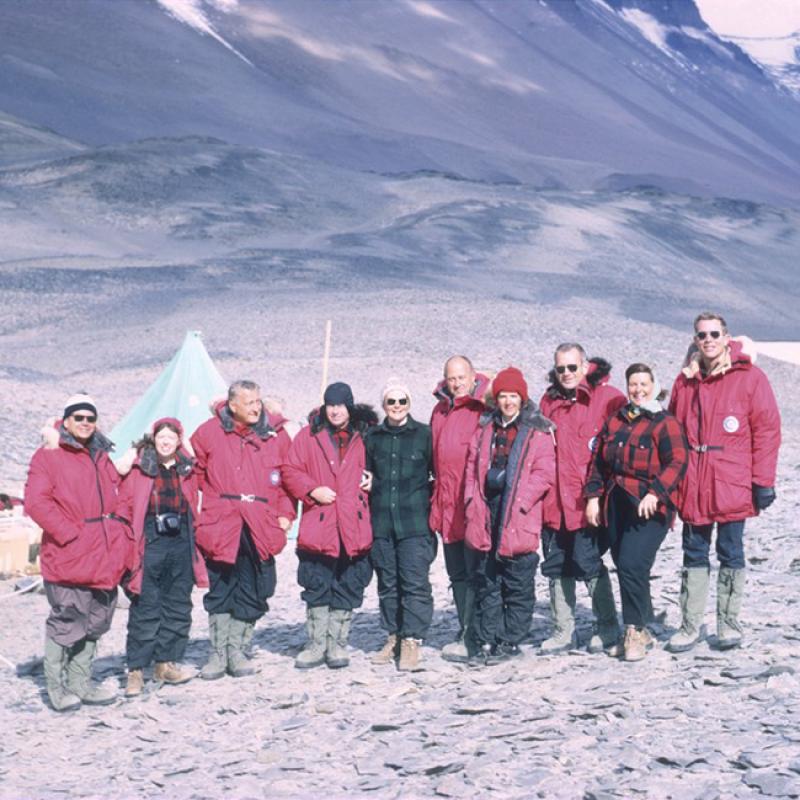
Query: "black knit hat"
323 382 354 408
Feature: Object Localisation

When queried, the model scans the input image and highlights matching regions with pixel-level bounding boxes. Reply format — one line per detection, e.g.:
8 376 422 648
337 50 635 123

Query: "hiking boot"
623 626 654 662
441 636 470 663
667 567 710 653
65 639 117 705
227 618 257 677
398 638 421 672
716 567 746 650
326 609 353 669
43 638 82 712
372 633 399 666
153 662 194 685
125 669 144 698
468 643 494 667
586 571 621 654
201 613 231 680
540 578 577 653
296 606 329 670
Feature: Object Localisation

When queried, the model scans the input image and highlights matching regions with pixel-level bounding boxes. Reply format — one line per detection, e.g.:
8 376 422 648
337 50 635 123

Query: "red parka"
191 403 295 564
669 339 781 524
429 373 491 543
463 403 556 558
283 405 377 559
24 427 132 590
116 447 208 595
539 358 626 531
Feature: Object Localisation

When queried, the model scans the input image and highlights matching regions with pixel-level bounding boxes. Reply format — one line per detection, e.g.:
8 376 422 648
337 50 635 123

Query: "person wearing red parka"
283 382 377 670
667 313 781 653
116 418 208 697
463 367 556 664
25 393 131 711
538 343 626 655
430 355 491 662
191 380 295 680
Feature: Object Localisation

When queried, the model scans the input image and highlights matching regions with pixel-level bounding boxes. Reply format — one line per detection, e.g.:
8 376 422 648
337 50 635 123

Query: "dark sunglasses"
555 364 579 374
385 398 408 407
695 330 722 340
72 414 97 423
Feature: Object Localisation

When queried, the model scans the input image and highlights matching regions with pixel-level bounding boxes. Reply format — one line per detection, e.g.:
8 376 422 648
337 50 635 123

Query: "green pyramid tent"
109 331 227 460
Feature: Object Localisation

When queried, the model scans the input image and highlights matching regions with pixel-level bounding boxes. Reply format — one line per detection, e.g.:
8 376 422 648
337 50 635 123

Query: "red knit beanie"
493 367 528 402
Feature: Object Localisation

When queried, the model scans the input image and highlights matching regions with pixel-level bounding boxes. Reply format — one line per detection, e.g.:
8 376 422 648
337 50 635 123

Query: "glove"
752 484 776 511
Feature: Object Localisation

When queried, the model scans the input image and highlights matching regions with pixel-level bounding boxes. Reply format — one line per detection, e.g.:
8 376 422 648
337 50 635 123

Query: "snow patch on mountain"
156 0 252 65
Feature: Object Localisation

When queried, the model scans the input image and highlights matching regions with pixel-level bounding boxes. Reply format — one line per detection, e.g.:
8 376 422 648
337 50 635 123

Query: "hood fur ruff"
309 403 378 434
681 335 756 380
545 357 613 399
479 399 556 434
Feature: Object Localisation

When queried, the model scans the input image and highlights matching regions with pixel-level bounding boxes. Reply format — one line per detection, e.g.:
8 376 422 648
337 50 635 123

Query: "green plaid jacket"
364 416 433 539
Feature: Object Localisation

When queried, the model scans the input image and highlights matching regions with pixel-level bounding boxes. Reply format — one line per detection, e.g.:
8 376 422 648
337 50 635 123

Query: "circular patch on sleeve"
722 416 740 433
270 469 281 486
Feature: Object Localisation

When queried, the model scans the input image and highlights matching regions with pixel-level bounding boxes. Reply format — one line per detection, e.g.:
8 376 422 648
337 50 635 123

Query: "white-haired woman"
364 378 436 671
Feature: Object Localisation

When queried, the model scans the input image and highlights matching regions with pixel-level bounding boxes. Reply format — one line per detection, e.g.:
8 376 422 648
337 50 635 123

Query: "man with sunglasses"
667 312 781 652
25 394 131 710
539 344 626 654
430 356 491 662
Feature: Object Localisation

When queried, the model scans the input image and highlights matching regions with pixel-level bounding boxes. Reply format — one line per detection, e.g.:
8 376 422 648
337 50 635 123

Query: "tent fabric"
109 331 228 460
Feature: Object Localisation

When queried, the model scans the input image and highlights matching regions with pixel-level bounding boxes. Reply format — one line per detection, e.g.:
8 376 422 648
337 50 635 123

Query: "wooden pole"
320 320 332 403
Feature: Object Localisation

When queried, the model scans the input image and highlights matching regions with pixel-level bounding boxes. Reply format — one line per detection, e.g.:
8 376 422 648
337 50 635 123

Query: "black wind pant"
371 531 437 639
204 526 276 622
127 516 194 668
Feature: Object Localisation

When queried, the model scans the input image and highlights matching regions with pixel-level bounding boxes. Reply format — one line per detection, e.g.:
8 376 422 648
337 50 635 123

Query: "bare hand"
359 470 373 493
310 486 337 505
638 493 659 519
586 497 601 527
277 516 292 532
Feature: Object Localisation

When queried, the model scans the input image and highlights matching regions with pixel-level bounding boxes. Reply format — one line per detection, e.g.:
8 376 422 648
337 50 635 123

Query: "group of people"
23 311 781 712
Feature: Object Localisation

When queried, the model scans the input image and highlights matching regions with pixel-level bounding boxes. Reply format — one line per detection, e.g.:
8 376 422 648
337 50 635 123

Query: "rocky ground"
0 287 798 799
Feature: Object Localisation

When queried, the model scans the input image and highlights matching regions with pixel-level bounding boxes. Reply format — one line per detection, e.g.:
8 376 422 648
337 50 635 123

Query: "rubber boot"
540 578 577 653
201 613 230 680
227 618 257 677
295 605 330 669
442 581 475 663
586 571 621 654
666 567 709 653
43 638 81 712
716 567 746 650
65 639 117 705
326 609 353 669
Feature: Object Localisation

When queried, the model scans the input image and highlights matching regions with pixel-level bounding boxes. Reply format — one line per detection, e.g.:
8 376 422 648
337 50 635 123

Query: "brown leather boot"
372 634 399 665
125 669 144 697
153 662 194 684
398 638 421 672
623 626 654 662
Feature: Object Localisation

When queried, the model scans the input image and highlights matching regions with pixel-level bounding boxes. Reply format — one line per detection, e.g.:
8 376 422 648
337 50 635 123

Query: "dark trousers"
606 488 668 627
371 532 437 639
45 583 117 648
465 547 539 646
297 548 373 611
204 526 276 622
127 517 194 669
540 525 607 580
443 539 467 584
682 521 746 570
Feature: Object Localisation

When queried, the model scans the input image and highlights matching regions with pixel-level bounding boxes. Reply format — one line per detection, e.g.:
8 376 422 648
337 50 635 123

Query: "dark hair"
131 421 181 454
625 362 653 381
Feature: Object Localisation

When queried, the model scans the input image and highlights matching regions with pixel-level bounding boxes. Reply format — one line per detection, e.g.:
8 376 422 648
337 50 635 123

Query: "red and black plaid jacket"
585 406 689 517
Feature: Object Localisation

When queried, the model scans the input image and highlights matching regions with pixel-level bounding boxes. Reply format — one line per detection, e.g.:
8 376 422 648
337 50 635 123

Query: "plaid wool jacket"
585 405 689 517
364 416 434 539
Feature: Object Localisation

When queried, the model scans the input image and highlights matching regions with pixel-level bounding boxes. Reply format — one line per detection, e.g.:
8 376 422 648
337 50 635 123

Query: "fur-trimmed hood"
215 400 287 439
308 403 378 435
478 399 555 434
55 423 115 457
681 336 756 380
545 357 613 400
135 445 194 478
432 372 492 408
